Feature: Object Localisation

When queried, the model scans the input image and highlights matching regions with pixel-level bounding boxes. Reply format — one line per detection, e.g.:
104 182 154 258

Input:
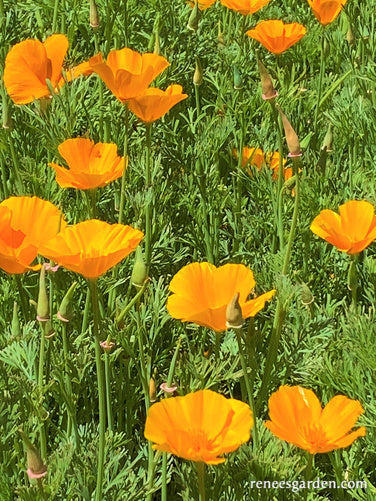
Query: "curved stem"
89 279 106 501
104 352 113 432
38 323 47 460
314 29 326 134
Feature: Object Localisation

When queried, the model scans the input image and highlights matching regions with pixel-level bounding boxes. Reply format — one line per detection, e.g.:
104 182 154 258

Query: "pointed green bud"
193 57 203 86
187 0 201 31
218 21 226 49
57 282 77 323
322 124 333 152
37 264 50 322
90 0 100 28
233 65 243 90
19 429 47 479
131 246 147 288
226 292 244 329
300 284 314 305
11 302 21 337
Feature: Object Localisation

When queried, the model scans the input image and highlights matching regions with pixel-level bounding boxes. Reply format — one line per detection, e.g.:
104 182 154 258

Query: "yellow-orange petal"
307 0 347 26
339 200 376 244
319 395 365 442
39 219 143 278
246 20 306 55
43 34 69 87
145 389 252 464
167 262 274 332
89 53 120 99
0 196 66 247
49 138 125 190
4 40 50 104
128 84 188 123
188 0 217 10
310 209 351 252
220 0 271 15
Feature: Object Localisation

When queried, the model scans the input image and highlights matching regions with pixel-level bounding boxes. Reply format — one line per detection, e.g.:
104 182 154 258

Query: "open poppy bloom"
310 200 376 254
0 196 66 274
188 0 217 9
265 386 366 454
49 138 125 190
220 0 271 15
246 20 306 54
39 219 143 278
89 48 169 104
307 0 347 25
4 35 92 105
166 262 275 332
144 389 253 464
127 84 188 123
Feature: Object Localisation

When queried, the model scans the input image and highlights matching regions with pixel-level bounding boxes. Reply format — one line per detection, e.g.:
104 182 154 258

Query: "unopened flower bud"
100 339 115 353
233 65 243 90
193 57 203 86
277 104 302 157
153 32 161 55
2 95 13 130
37 264 50 322
218 22 226 49
131 246 147 288
57 282 77 323
11 302 21 337
300 284 314 305
346 24 355 46
90 0 99 29
19 429 47 480
257 57 278 100
226 292 244 329
149 370 157 403
322 124 333 152
187 0 201 31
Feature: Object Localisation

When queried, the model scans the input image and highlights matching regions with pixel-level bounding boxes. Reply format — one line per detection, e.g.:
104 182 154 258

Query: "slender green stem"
52 0 59 32
7 132 23 193
197 462 206 501
105 0 112 55
314 29 326 134
15 275 29 321
91 189 97 219
38 323 47 460
270 102 285 253
348 255 358 310
145 124 153 273
104 352 113 432
194 84 200 118
161 338 182 500
304 454 314 500
0 0 4 17
115 280 148 326
89 279 106 501
118 106 129 225
81 288 91 335
257 158 301 411
124 0 128 46
234 329 258 448
62 323 80 448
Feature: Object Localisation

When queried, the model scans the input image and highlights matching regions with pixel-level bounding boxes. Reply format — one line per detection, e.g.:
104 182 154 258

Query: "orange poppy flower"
3 35 92 105
0 196 66 274
89 48 169 103
310 200 376 254
246 20 307 54
39 219 143 278
166 262 275 332
127 85 188 123
233 147 290 180
265 386 366 454
307 0 347 25
144 389 253 464
188 0 217 9
220 0 271 16
49 138 125 190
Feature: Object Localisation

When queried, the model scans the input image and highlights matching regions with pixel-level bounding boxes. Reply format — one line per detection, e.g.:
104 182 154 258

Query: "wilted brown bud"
90 0 99 28
276 104 302 157
226 292 244 329
257 58 278 100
